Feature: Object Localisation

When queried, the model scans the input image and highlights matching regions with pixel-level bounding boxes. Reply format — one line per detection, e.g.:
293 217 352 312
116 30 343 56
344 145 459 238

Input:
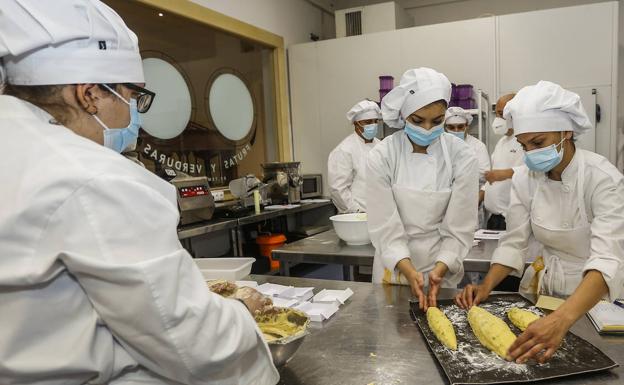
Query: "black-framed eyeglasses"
122 83 155 113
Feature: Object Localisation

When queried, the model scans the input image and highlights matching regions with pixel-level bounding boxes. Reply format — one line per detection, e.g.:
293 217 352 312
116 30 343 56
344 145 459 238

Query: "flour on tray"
433 303 531 377
413 294 617 384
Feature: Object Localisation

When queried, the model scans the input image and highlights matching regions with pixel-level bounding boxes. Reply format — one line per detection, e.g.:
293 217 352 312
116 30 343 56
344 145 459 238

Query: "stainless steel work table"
177 218 239 240
177 201 335 257
236 201 334 226
250 275 623 385
272 230 506 279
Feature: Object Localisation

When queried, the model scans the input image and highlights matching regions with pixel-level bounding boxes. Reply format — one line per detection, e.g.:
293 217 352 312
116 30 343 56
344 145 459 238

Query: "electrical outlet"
211 190 225 201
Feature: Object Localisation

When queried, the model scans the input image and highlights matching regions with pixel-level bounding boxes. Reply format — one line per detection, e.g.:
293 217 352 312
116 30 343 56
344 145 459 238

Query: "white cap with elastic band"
381 67 451 128
0 0 144 85
445 106 473 125
346 100 381 122
503 81 592 137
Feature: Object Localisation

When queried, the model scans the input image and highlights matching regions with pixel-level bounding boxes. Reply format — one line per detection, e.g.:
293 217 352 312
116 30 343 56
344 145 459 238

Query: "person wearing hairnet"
0 1 278 384
482 93 525 230
328 100 381 213
367 68 478 310
456 81 624 364
444 107 490 225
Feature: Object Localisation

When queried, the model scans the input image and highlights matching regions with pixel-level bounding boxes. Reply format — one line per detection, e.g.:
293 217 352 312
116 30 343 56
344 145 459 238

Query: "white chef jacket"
491 149 624 301
0 95 279 385
483 134 525 216
367 131 478 286
465 135 491 189
328 132 380 213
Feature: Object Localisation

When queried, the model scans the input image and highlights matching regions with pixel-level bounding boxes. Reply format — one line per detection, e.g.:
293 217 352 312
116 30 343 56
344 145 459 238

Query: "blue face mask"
448 130 465 140
361 123 378 140
524 137 565 172
93 85 142 153
404 121 444 146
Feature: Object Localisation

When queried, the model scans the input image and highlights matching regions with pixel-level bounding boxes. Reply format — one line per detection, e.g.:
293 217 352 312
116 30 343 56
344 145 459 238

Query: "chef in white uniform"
367 68 478 310
483 94 525 230
328 100 381 213
444 106 490 217
456 81 624 364
0 1 278 384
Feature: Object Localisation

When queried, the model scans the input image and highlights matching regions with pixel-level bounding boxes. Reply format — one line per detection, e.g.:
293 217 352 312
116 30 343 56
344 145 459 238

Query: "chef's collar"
559 147 580 184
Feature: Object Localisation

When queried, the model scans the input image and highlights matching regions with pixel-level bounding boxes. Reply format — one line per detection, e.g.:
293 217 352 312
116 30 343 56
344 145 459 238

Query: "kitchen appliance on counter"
228 175 269 207
301 174 323 199
170 172 215 225
213 175 270 218
262 162 302 204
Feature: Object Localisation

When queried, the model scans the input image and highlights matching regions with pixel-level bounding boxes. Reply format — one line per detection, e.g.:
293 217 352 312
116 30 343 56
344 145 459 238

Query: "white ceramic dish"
329 213 371 245
195 257 254 281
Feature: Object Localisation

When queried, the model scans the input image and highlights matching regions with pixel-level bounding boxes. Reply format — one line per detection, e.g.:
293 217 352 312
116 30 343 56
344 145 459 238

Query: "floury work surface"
247 276 624 385
410 294 618 385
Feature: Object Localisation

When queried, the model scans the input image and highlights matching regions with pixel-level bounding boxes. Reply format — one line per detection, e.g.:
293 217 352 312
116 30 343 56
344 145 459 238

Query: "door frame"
137 0 292 161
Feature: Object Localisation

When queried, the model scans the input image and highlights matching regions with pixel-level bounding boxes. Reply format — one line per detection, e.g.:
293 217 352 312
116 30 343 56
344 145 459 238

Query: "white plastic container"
194 257 255 281
329 213 370 245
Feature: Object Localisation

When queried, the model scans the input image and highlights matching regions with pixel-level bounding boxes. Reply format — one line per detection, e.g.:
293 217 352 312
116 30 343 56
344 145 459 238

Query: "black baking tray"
410 294 618 385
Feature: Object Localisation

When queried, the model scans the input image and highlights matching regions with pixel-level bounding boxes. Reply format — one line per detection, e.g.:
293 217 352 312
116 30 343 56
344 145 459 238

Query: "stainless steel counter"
177 201 334 239
177 218 238 240
250 275 623 385
236 201 335 226
272 230 508 279
177 201 335 257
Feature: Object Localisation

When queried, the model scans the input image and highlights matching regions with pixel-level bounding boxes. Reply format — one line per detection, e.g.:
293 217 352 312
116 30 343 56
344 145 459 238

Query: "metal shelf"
472 89 491 145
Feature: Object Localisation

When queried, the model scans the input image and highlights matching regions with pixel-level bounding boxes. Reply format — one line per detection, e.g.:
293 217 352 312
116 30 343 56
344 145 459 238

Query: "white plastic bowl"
194 257 255 281
329 213 371 245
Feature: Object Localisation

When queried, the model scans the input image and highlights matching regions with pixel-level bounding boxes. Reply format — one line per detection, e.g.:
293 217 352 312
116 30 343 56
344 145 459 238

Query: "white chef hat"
503 81 592 136
445 106 473 125
381 67 451 128
0 0 144 86
346 100 381 122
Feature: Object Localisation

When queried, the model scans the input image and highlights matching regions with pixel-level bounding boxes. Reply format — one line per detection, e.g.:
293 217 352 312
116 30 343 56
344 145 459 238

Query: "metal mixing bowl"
268 331 309 367
261 308 310 367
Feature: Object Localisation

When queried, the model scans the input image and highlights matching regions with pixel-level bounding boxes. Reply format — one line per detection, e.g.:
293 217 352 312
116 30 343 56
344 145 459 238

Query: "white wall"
190 0 335 45
290 1 621 195
495 3 619 161
335 0 613 27
290 16 496 194
336 2 403 38
395 1 413 29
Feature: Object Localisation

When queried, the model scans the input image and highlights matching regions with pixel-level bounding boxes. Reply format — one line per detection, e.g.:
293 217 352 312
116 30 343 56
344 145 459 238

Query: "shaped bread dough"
427 307 457 350
507 307 541 331
468 306 516 359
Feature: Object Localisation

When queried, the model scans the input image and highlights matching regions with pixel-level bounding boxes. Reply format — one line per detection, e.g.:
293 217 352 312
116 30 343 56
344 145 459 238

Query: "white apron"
520 151 591 296
372 136 457 287
351 139 372 211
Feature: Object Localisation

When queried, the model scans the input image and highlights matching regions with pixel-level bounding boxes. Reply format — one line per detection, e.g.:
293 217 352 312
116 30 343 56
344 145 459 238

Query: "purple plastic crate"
451 83 458 99
455 98 476 109
379 76 394 90
456 84 474 99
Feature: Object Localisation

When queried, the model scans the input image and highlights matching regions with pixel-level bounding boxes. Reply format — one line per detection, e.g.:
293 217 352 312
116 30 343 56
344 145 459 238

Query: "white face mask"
491 117 508 136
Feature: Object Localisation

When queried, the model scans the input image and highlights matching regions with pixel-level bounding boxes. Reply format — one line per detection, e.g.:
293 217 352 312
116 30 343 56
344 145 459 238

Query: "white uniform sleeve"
436 143 479 280
366 145 411 271
47 175 278 385
476 142 492 189
328 147 359 213
490 171 532 277
582 171 624 301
